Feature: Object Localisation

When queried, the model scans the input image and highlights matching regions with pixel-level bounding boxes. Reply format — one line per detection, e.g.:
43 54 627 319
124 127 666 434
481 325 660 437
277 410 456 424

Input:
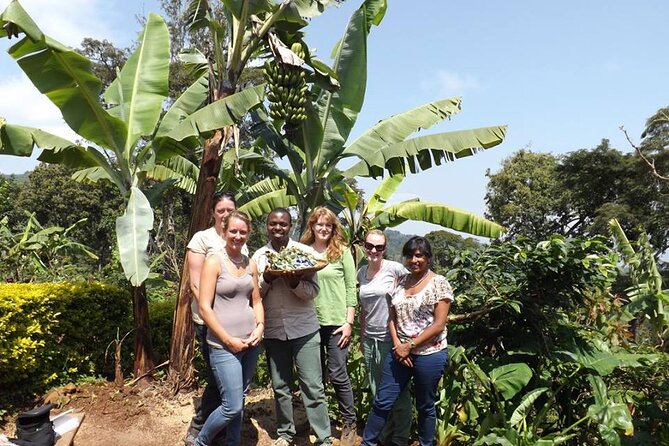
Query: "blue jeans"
362 349 448 446
195 344 261 446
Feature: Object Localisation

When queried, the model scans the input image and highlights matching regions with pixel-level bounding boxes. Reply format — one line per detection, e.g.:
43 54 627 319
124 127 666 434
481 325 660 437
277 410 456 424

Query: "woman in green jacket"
301 206 357 446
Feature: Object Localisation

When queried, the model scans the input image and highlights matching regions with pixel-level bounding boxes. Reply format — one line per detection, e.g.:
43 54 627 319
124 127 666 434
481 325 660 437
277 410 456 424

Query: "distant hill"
385 229 413 262
0 172 30 183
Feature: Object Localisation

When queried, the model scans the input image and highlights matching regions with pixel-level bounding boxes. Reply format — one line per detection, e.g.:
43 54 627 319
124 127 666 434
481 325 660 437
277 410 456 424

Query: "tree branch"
621 126 669 182
449 305 497 324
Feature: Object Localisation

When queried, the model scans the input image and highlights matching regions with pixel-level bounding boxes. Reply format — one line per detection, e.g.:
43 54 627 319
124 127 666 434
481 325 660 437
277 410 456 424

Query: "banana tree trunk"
132 283 155 383
168 129 226 389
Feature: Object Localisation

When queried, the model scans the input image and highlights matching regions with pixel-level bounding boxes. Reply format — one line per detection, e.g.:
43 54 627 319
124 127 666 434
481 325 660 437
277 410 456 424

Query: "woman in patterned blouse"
361 236 454 446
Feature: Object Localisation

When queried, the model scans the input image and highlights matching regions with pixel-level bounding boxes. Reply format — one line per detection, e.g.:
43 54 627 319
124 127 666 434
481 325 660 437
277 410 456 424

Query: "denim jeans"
363 337 412 446
264 331 332 445
362 349 448 446
320 325 356 425
195 344 261 446
189 323 222 437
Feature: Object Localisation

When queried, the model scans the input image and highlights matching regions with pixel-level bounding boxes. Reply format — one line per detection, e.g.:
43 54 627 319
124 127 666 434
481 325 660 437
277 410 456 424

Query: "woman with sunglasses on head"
361 236 453 446
301 207 358 446
185 191 244 446
195 211 264 446
357 230 412 446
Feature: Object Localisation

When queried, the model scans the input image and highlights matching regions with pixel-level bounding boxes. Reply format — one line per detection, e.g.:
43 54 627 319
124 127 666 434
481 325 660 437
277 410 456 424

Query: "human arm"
187 250 206 300
389 306 413 368
198 256 248 353
246 260 265 347
408 300 450 348
286 270 320 300
333 249 357 347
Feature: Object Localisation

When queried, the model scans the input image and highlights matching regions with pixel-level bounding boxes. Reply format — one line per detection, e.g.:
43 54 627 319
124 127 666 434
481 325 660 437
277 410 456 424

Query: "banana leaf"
372 200 505 239
0 0 127 152
344 125 508 178
115 187 154 286
104 13 170 155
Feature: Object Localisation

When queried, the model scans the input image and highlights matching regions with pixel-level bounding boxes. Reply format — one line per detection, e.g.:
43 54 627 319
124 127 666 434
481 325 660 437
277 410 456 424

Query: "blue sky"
1 0 667 236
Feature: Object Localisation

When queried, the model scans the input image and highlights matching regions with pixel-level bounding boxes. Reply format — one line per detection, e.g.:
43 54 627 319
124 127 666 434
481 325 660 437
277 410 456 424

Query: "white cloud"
3 0 117 47
0 0 152 51
0 0 154 173
0 74 79 142
422 70 482 97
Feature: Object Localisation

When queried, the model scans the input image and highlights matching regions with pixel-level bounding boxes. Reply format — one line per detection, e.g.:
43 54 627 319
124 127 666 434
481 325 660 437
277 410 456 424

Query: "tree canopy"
485 133 669 255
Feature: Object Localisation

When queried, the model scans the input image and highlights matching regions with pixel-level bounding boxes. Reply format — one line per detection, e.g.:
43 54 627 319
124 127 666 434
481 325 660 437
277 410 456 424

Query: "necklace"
406 270 431 289
225 251 245 265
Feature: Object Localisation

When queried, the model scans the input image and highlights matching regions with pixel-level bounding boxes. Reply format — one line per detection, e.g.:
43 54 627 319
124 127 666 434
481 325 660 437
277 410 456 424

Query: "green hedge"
0 282 132 403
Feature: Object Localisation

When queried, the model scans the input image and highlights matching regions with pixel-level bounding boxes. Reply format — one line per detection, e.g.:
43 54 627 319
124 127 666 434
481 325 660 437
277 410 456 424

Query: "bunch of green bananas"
264 42 308 126
266 246 318 271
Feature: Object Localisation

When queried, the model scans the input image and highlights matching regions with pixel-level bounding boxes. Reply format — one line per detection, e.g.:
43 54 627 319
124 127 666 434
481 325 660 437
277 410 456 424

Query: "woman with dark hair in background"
301 207 357 446
357 229 412 446
361 236 454 446
195 211 264 446
185 191 242 446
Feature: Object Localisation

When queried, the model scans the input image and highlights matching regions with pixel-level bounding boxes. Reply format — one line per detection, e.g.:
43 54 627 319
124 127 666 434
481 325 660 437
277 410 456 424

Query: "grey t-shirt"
357 260 407 341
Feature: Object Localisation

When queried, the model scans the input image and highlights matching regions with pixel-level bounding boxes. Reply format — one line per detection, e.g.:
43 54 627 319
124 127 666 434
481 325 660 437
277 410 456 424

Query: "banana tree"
0 213 97 282
0 1 266 378
609 218 669 343
162 0 343 386
240 0 507 236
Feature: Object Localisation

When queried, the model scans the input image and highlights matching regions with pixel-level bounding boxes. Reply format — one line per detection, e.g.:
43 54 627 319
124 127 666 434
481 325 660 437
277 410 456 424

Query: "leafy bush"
0 282 131 405
431 236 667 445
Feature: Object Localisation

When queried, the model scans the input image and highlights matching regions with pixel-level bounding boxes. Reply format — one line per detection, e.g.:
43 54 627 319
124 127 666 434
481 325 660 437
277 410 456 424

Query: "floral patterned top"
390 274 454 355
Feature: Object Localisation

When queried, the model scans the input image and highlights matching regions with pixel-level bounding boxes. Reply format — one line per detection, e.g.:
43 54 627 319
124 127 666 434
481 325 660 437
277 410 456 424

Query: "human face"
404 249 429 275
213 198 236 230
225 217 249 250
313 216 334 244
266 211 291 249
364 233 386 262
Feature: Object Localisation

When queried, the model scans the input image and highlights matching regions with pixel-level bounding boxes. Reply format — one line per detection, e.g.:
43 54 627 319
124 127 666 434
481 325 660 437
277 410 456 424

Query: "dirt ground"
1 381 361 446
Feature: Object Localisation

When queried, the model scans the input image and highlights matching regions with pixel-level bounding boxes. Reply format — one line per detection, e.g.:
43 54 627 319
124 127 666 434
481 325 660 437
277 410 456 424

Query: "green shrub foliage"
0 282 131 403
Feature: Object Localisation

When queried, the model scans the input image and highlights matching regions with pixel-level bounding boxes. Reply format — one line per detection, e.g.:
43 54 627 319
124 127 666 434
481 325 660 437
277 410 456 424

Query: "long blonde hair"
300 207 347 262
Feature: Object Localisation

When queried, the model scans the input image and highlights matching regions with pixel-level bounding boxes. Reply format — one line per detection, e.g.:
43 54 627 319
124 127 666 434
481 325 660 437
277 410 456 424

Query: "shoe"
273 437 292 446
184 429 198 446
340 422 357 446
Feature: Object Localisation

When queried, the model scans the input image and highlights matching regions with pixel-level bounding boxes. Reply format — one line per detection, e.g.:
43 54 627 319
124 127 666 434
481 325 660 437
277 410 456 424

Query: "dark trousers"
320 325 356 425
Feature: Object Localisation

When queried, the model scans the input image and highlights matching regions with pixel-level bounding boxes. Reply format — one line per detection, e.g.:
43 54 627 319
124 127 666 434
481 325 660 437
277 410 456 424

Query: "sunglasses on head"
363 242 386 252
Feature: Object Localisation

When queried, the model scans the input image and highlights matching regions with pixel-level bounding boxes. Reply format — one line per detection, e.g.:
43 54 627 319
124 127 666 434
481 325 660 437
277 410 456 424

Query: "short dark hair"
268 207 292 225
212 191 236 211
402 236 432 259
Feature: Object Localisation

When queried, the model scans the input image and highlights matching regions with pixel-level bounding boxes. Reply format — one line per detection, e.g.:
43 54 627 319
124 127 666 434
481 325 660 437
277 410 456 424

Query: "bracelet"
256 322 265 327
344 321 353 326
409 340 416 349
